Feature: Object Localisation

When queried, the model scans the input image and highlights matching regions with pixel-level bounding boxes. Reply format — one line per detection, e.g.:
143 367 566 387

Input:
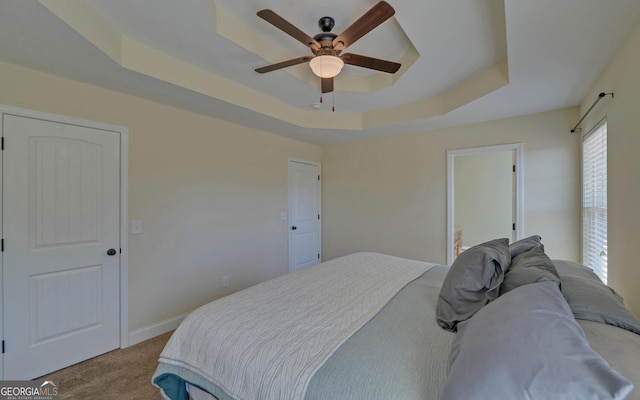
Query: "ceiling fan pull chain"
332 92 335 112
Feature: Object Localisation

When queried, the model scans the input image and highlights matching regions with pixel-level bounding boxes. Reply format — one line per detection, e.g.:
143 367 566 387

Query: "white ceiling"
1 0 639 144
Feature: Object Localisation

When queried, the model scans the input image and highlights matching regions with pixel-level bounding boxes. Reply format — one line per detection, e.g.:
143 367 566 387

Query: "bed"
153 241 640 400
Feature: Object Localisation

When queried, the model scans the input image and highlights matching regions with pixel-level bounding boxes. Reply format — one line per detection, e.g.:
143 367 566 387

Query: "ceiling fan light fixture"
309 55 344 78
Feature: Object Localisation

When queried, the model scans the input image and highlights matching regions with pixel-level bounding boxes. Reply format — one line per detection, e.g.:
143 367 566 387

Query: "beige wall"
322 107 581 265
577 18 640 317
0 61 322 333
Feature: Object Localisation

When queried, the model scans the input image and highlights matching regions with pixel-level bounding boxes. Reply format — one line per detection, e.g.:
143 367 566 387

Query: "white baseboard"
127 313 188 347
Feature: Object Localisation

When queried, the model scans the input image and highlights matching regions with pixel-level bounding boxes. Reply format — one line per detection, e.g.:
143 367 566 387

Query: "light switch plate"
132 220 143 234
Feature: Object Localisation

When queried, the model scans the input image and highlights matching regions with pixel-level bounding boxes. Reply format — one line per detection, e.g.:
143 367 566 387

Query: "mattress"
154 252 445 400
153 252 640 400
185 265 452 400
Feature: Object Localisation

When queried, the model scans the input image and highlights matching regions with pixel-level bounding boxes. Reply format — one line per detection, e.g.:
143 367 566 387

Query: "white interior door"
3 114 121 379
288 160 321 273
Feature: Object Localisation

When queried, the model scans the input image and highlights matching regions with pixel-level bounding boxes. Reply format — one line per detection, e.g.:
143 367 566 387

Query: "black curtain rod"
571 92 614 133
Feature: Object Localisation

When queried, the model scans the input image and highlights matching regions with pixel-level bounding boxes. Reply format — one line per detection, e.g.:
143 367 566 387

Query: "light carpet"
38 331 172 400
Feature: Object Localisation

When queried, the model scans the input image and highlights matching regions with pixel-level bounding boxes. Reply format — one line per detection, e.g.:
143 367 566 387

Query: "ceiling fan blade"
255 56 313 73
341 53 401 73
332 1 395 52
257 9 321 51
321 77 334 93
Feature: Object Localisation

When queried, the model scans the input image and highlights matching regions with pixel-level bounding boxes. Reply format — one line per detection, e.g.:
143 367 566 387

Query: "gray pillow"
500 246 561 296
436 238 510 331
553 259 640 335
509 234 543 259
553 258 603 281
443 280 634 400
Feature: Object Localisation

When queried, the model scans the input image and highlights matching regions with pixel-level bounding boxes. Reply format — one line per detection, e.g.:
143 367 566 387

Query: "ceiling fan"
255 1 401 94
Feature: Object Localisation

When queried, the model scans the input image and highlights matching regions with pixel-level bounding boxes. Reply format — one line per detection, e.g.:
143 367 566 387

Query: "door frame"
0 104 129 378
288 158 321 273
446 143 523 265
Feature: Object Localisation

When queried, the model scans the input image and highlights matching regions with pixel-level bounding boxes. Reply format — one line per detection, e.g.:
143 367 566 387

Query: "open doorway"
447 143 523 264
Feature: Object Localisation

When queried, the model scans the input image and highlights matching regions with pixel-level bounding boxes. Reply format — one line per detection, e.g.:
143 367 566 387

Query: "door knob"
107 248 117 256
291 226 297 230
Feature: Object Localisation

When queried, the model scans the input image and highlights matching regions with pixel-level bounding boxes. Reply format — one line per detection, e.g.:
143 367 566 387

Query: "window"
582 118 607 283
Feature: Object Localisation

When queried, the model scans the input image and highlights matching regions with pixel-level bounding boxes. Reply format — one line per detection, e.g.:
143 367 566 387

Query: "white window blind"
582 118 607 283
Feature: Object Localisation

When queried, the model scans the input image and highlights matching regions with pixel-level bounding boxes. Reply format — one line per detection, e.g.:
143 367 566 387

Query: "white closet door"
288 160 321 273
3 115 120 379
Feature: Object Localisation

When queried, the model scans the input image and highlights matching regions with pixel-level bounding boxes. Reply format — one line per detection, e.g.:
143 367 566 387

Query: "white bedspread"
158 252 434 400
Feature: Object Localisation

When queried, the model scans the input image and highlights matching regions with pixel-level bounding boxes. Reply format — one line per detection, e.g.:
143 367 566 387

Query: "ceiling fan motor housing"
314 17 339 55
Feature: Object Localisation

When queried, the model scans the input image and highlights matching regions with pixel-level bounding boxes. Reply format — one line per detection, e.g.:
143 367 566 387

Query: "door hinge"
317 175 320 181
1 238 4 252
2 340 5 354
512 165 516 172
512 223 516 231
318 253 320 259
318 214 320 220
1 137 4 150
